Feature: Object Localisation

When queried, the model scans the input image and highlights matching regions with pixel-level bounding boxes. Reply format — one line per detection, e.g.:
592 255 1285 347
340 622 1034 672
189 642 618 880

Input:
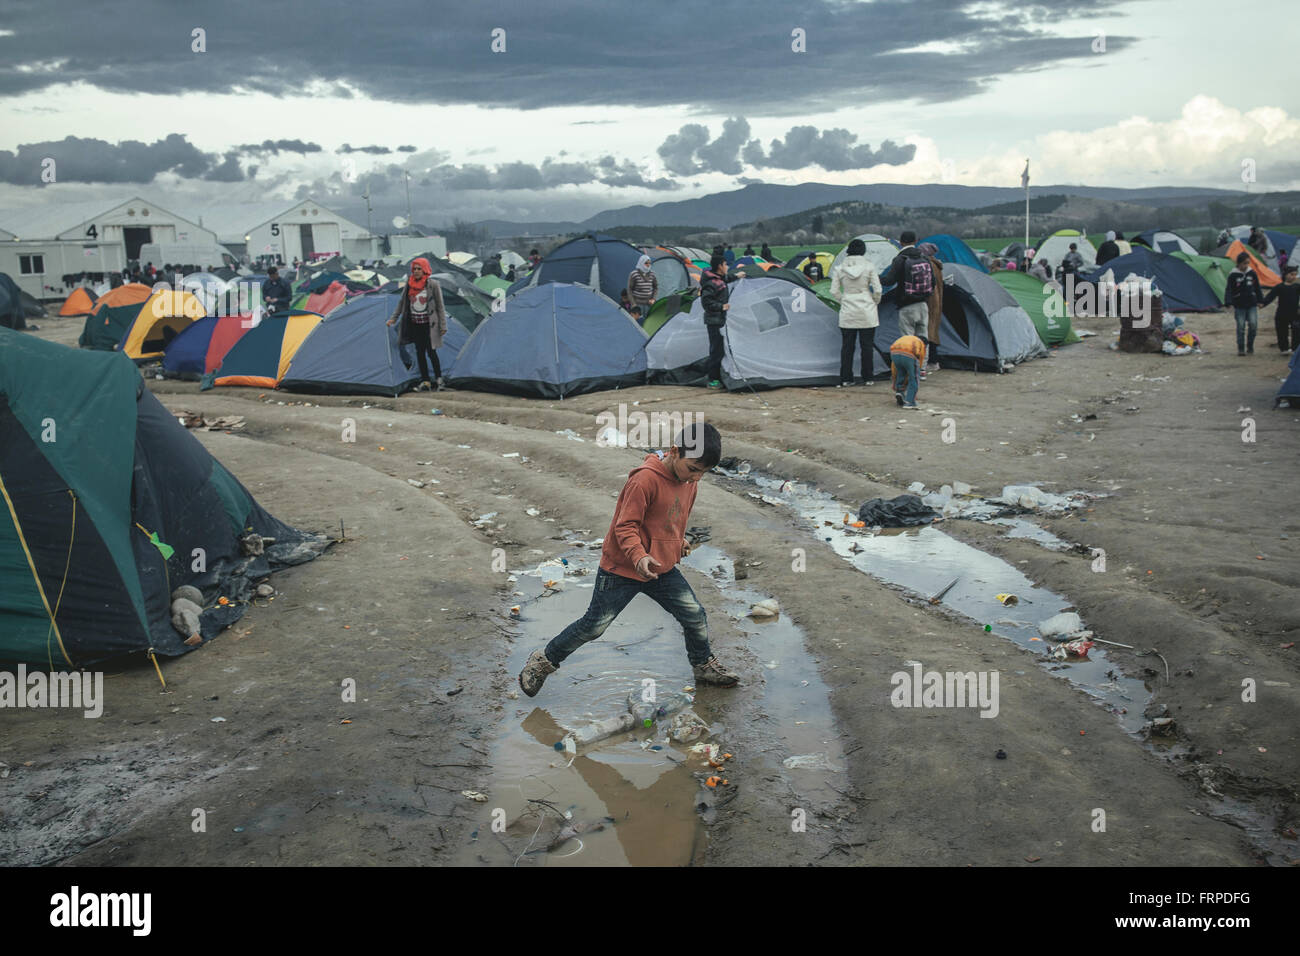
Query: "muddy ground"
2 304 1296 867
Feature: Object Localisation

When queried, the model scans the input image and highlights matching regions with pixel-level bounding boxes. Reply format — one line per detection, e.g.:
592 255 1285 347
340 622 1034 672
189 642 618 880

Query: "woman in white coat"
830 238 883 386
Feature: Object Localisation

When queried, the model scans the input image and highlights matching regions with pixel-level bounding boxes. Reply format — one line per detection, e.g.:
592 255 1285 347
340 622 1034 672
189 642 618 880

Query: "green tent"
990 271 1079 346
0 329 326 667
641 290 698 337
1170 252 1231 303
473 275 512 297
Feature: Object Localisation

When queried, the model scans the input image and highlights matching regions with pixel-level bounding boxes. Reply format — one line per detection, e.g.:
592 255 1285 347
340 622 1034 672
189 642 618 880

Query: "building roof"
178 198 371 242
0 198 130 240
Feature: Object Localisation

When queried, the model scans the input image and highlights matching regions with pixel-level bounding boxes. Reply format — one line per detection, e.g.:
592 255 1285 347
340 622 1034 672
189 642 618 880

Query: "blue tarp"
280 293 468 397
1080 248 1221 312
1265 230 1297 260
920 234 988 273
448 283 647 398
506 233 644 303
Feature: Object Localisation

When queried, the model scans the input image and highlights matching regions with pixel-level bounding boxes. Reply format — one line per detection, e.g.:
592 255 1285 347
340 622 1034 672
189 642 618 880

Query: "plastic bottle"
651 691 694 721
558 713 637 751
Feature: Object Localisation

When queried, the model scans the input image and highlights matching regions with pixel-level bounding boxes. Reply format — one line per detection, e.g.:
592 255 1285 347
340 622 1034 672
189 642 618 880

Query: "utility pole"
404 171 412 231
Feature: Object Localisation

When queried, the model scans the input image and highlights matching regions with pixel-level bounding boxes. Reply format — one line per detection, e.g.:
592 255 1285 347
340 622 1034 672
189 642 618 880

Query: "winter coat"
881 246 932 306
829 255 882 329
1225 268 1263 309
1262 281 1300 322
924 256 944 344
1096 240 1120 265
390 282 448 348
262 277 293 312
699 269 730 326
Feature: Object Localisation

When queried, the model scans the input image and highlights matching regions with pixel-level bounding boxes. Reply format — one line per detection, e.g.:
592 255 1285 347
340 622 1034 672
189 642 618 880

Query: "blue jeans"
545 566 713 667
1234 306 1258 352
892 353 919 404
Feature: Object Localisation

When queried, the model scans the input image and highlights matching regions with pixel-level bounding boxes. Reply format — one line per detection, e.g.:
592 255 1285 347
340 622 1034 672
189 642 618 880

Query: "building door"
299 224 315 259
123 227 152 261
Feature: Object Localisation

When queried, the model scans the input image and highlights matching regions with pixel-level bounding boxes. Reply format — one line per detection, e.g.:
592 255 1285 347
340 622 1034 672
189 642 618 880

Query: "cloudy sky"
1 0 1296 228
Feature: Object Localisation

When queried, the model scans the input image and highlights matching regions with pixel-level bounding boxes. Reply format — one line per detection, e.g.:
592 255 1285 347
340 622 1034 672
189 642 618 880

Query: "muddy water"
454 538 847 866
723 471 1153 735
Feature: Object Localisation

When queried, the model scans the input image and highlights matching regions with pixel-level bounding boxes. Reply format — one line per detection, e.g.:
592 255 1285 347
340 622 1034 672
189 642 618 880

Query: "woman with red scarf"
388 258 447 390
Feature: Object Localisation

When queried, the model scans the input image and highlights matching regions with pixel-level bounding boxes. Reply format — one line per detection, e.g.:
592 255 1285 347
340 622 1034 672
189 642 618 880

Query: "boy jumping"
518 422 740 696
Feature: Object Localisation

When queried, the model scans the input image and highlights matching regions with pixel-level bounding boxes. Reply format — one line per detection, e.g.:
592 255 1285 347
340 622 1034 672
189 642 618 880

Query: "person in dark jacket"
1262 266 1300 354
802 254 825 282
261 267 293 313
1226 252 1264 355
480 253 503 278
742 244 756 256
1096 231 1120 265
880 231 933 364
699 254 730 388
723 245 736 266
760 242 774 261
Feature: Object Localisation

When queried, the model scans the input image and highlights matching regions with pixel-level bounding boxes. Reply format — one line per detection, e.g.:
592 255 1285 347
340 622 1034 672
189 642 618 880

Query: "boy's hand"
681 541 693 557
635 555 661 580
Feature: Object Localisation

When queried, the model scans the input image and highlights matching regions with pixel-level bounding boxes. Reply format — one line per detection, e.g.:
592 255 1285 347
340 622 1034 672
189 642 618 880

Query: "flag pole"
1023 159 1030 252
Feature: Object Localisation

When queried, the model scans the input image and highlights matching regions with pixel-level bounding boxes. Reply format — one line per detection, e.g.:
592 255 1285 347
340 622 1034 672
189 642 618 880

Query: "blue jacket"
262 277 293 311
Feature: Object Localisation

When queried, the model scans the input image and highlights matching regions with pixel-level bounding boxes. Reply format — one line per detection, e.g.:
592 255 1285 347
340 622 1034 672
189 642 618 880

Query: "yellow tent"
119 289 206 360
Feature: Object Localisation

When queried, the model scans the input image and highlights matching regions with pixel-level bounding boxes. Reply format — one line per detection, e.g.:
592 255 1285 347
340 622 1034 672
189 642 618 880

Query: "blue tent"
506 233 643 303
280 294 470 397
1277 349 1300 408
1080 248 1221 312
301 271 351 294
920 234 988 273
1265 230 1297 262
447 283 647 398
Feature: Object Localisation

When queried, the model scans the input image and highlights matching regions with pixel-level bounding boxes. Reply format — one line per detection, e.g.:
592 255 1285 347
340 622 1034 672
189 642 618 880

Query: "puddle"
720 469 1151 735
455 540 846 866
986 518 1074 552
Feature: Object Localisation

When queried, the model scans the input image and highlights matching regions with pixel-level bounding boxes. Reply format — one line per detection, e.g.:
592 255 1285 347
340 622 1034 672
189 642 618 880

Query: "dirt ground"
2 302 1296 867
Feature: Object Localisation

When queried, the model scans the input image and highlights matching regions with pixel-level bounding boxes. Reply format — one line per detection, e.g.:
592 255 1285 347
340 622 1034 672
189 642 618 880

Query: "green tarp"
990 271 1079 346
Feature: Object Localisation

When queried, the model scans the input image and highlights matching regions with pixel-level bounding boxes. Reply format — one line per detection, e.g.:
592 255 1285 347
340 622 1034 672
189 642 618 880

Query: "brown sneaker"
692 656 739 687
518 648 557 697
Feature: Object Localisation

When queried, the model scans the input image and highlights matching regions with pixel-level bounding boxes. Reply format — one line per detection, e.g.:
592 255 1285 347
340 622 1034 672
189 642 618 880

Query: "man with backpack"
881 230 935 370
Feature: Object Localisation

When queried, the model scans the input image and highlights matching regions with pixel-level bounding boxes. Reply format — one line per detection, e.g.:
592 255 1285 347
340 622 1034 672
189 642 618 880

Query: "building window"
20 254 45 274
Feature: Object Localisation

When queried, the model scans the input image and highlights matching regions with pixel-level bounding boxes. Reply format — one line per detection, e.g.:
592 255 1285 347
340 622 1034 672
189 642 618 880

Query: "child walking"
518 422 739 696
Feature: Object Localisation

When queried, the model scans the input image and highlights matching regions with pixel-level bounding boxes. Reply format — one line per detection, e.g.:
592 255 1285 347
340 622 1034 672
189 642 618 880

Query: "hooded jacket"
881 246 931 306
829 255 882 328
699 269 730 325
389 280 448 348
601 453 698 580
1226 267 1263 308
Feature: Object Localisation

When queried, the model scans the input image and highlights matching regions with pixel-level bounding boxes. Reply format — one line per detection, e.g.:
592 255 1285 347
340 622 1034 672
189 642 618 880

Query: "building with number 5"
180 198 387 266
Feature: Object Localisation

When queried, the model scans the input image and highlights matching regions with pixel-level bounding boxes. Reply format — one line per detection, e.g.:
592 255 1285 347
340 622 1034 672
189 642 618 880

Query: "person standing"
1096 231 1120 266
916 242 944 375
700 254 730 389
627 255 659 315
261 266 293 314
1061 243 1085 277
829 238 882 387
802 254 825 283
724 244 736 266
480 253 503 278
890 334 926 409
529 248 541 268
1226 251 1264 355
387 258 448 390
760 242 774 261
881 230 934 368
1262 266 1299 354
742 244 756 256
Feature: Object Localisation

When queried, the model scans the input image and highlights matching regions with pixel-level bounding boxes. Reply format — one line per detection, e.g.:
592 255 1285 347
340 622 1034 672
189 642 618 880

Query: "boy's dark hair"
1237 252 1250 265
1069 243 1078 250
1285 266 1298 276
900 230 917 245
710 254 725 271
674 421 721 468
267 266 278 276
847 239 866 256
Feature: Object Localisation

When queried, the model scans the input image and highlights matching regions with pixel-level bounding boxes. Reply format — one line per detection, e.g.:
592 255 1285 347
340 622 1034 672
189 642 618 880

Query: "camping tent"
1213 240 1280 288
646 276 847 389
58 287 97 317
118 289 207 360
207 310 324 389
78 283 153 350
997 242 1029 263
989 271 1078 346
648 252 692 295
447 283 647 398
281 294 467 397
0 273 28 330
1132 230 1198 257
919 234 988 273
1222 226 1278 270
1079 248 1223 312
162 315 255 379
784 251 835 276
831 234 899 280
498 250 527 270
1036 230 1097 269
473 274 513 298
1276 349 1300 408
876 264 1047 372
507 233 646 303
1264 230 1296 265
447 251 483 275
0 328 325 666
1169 252 1232 303
302 280 350 317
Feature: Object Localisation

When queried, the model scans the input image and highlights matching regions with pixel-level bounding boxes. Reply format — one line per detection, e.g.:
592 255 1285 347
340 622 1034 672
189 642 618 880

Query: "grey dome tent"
447 283 647 398
0 273 28 330
506 233 644 303
831 234 899 282
646 276 844 389
875 264 1047 372
648 253 692 295
281 293 470 397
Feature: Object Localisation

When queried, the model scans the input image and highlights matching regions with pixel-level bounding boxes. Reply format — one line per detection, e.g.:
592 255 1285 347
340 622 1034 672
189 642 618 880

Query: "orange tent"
1224 240 1280 287
58 287 97 316
79 283 154 349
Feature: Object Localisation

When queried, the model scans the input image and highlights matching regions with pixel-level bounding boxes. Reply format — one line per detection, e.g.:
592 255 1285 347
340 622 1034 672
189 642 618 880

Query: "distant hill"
472 182 1247 236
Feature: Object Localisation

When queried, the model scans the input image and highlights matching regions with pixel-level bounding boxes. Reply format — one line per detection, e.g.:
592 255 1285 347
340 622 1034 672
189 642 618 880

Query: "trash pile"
1161 314 1201 355
1037 611 1097 661
174 411 246 431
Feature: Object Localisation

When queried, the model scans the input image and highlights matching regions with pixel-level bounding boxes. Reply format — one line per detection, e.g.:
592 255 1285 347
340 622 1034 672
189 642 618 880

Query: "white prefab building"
184 198 382 264
0 197 218 299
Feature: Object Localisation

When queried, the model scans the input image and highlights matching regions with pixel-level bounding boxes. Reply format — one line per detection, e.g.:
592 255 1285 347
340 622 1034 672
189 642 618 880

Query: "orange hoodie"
601 453 698 580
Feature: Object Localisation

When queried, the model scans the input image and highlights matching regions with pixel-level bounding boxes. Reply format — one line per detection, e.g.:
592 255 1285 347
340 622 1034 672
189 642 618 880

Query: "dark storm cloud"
0 134 244 185
397 146 417 152
0 0 1138 113
238 139 323 155
337 143 391 155
743 127 916 170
